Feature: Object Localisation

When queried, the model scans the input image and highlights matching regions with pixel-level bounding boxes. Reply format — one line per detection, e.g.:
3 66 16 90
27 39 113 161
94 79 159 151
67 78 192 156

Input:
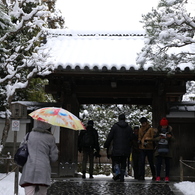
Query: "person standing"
131 126 140 179
138 117 156 180
19 120 59 195
104 114 133 182
78 120 100 179
154 117 175 183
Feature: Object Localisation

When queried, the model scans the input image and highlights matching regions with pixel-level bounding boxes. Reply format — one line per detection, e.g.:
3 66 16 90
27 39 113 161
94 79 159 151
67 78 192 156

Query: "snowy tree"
0 0 56 152
14 78 55 102
80 104 152 148
42 0 65 29
182 80 195 101
136 0 195 72
11 0 65 103
0 0 13 35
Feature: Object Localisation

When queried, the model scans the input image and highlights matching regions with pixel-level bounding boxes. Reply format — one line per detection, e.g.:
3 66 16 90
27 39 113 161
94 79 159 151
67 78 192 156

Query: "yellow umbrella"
29 107 85 130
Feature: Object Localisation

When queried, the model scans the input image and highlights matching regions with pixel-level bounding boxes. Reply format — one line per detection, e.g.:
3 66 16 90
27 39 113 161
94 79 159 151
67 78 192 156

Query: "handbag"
14 132 30 167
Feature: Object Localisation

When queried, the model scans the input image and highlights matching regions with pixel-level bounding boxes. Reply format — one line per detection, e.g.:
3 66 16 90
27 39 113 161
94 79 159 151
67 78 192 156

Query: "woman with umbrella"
20 107 85 194
19 120 59 195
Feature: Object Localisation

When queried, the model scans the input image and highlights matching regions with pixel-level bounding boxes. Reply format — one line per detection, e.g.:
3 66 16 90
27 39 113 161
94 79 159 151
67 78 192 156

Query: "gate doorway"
45 68 193 180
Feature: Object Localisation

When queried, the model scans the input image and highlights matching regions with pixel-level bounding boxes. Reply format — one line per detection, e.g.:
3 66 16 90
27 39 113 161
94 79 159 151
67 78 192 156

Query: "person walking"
19 120 59 195
78 120 100 179
154 117 175 183
104 114 133 182
131 126 140 179
138 117 156 180
106 140 115 175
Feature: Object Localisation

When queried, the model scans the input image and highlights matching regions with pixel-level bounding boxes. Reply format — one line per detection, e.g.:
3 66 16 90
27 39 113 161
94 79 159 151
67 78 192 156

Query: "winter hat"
87 120 94 126
160 117 168 126
34 120 52 130
139 117 147 124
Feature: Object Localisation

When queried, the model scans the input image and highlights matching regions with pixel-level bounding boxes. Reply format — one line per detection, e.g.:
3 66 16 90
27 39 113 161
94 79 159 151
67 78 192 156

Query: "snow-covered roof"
167 101 195 118
169 101 195 112
44 29 145 70
43 29 195 72
0 101 62 119
11 101 62 111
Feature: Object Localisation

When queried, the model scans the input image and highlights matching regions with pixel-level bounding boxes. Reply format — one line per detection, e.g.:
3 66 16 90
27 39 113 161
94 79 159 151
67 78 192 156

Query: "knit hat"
160 117 168 126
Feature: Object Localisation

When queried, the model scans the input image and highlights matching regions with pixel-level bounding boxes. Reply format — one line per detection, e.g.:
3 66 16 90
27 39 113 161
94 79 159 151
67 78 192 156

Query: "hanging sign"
12 120 20 131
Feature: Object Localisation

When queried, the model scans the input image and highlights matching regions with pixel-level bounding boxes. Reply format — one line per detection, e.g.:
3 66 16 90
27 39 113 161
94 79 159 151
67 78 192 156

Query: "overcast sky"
56 0 159 31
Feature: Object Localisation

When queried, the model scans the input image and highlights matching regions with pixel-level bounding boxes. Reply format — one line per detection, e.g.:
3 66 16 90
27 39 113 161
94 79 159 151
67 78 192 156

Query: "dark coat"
104 120 133 157
153 125 175 158
78 126 100 152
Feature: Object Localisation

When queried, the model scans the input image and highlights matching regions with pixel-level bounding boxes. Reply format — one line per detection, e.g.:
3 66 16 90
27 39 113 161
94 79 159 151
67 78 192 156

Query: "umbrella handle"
52 126 57 135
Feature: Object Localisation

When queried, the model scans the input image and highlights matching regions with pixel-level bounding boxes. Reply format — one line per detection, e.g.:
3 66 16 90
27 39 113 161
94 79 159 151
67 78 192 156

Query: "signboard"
12 120 20 131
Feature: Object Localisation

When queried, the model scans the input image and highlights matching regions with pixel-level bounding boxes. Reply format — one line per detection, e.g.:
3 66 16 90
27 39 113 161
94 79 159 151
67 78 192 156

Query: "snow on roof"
169 101 195 112
44 29 146 70
43 29 194 71
12 101 62 111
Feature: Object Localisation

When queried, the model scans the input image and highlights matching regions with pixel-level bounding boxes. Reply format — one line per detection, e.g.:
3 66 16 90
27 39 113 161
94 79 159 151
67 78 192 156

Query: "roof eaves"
54 64 194 74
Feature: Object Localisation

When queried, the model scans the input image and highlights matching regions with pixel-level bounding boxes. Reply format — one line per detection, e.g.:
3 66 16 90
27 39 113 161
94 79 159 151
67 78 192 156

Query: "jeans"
156 155 170 177
112 156 128 182
112 156 127 171
139 149 156 178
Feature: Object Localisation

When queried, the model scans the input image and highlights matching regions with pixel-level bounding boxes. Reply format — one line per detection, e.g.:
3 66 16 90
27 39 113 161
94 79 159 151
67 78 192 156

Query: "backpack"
157 127 170 154
82 130 95 147
158 138 169 154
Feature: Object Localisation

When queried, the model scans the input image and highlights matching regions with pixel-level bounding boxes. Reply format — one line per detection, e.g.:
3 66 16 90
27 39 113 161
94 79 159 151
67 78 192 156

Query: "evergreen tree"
14 78 55 102
12 0 65 103
0 0 55 152
136 0 195 72
80 104 152 148
183 81 195 101
42 0 65 29
0 0 13 35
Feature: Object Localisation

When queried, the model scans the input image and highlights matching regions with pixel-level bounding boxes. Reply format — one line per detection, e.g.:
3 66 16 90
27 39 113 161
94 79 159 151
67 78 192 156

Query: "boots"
89 174 94 178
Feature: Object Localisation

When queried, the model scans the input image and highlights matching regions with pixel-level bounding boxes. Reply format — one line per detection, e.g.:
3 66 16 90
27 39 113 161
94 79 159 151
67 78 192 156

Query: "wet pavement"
47 177 184 195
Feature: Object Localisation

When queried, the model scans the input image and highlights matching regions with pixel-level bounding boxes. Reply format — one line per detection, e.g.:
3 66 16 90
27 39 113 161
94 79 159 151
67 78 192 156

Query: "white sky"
56 0 159 31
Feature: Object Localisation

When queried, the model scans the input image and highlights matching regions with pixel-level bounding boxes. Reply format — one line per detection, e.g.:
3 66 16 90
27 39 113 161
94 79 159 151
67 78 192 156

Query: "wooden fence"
179 156 195 181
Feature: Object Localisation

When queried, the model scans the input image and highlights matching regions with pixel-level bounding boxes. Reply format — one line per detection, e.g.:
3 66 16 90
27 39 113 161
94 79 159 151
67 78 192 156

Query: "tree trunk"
0 96 12 154
0 116 11 153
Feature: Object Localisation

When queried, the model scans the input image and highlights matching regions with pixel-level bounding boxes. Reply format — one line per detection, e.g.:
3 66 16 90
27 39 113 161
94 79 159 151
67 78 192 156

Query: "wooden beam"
78 97 152 105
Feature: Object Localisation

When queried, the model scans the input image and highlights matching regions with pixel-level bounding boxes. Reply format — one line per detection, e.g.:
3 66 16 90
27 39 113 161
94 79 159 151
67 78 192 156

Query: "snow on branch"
136 0 195 71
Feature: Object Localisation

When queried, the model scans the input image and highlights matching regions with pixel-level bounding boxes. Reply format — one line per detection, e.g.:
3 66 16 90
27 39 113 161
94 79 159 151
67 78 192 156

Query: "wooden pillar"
152 82 167 128
59 90 80 177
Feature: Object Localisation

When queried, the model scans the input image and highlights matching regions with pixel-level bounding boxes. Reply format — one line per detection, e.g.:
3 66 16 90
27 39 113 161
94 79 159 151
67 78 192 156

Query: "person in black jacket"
104 114 133 182
78 120 100 179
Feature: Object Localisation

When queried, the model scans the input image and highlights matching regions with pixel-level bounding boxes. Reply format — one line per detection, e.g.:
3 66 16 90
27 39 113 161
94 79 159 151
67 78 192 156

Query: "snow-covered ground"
0 172 195 195
174 181 195 195
0 172 24 195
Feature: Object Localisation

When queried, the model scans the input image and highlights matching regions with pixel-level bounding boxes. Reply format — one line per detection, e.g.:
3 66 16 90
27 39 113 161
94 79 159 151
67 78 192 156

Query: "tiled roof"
44 29 194 72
